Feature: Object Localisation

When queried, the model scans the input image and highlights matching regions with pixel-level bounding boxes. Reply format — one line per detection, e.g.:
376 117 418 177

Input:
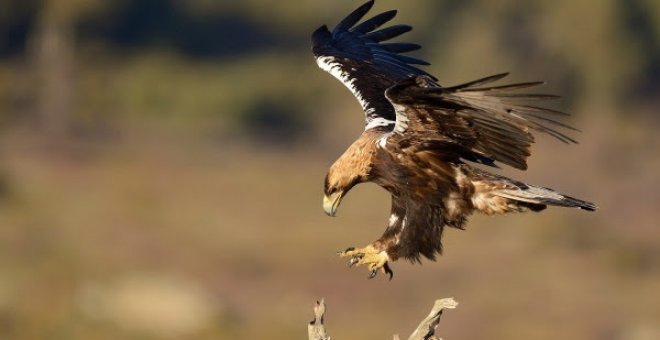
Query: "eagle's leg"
338 245 393 279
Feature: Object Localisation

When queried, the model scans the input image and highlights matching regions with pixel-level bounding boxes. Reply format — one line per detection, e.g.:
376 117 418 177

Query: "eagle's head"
323 142 373 216
323 170 362 217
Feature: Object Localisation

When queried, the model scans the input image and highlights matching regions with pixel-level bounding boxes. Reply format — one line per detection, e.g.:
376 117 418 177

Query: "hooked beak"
323 191 344 217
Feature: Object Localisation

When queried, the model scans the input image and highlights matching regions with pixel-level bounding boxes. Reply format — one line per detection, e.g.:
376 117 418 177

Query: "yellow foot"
338 245 393 280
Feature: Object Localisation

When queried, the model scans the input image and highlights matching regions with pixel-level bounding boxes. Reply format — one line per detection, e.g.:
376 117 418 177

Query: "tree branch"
308 299 330 340
402 298 458 340
307 298 458 340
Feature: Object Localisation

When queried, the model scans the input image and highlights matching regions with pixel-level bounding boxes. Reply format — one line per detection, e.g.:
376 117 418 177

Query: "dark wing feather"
373 42 422 53
351 10 397 33
312 0 433 127
363 25 413 42
333 0 373 33
385 75 578 170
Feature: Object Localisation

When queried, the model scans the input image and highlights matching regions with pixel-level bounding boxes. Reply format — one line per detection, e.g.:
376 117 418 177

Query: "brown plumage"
314 1 595 279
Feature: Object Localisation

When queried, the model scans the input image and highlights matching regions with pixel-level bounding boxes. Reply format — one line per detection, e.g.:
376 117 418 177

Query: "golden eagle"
312 0 595 279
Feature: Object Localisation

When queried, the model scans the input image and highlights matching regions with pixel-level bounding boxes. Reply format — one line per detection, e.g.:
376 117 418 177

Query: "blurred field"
1 0 660 339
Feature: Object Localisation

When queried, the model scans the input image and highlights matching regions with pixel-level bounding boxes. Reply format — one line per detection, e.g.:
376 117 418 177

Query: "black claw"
368 269 377 279
337 247 356 255
384 263 394 281
348 253 364 267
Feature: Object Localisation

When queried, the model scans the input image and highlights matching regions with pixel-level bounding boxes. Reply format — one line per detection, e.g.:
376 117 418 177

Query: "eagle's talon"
384 263 394 280
347 253 364 267
337 245 391 279
337 247 356 255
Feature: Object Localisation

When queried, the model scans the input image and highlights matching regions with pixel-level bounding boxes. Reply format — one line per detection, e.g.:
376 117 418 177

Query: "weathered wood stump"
308 298 458 340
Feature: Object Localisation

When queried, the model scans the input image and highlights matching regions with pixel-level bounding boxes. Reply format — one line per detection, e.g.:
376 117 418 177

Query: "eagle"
312 0 595 279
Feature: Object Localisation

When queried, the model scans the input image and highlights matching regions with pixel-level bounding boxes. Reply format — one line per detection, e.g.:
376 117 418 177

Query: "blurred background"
0 0 659 339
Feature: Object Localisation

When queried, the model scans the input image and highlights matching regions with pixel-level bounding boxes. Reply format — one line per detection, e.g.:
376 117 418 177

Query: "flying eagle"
312 0 595 279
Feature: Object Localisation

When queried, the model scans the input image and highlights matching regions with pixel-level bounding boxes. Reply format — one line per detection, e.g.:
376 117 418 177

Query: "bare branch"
308 299 331 340
405 298 458 340
308 298 458 339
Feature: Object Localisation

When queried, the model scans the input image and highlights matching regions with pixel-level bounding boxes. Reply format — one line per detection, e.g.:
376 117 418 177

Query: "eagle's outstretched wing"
312 0 433 130
384 74 579 170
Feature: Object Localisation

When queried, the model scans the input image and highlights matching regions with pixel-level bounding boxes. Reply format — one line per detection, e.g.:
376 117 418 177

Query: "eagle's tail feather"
495 184 596 211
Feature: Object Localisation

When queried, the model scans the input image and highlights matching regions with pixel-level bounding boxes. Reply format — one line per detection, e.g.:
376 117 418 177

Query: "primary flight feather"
312 0 595 279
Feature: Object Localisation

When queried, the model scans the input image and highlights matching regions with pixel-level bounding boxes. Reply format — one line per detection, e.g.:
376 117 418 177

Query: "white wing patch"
376 133 390 148
316 56 369 110
365 117 394 131
316 56 395 131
